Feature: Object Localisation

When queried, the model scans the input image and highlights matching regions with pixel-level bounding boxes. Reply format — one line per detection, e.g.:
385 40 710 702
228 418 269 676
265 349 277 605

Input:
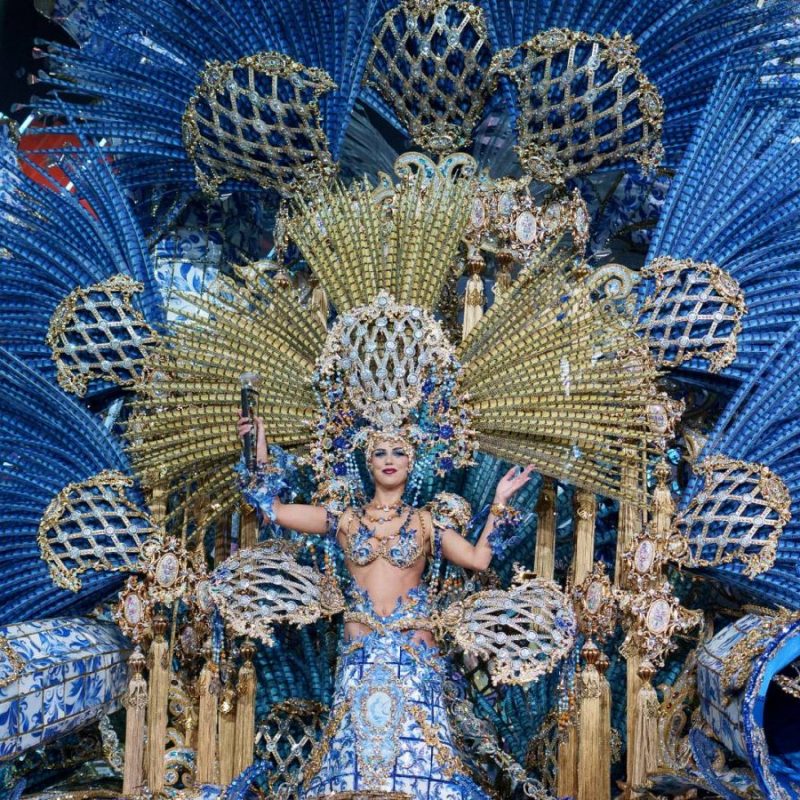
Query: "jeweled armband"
487 503 523 558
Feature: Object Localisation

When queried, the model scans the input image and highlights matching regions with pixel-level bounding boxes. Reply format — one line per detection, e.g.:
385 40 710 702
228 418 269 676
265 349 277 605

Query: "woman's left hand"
493 464 535 505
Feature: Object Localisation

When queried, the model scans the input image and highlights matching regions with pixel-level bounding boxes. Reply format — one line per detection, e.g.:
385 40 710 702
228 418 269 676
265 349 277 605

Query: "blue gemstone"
333 462 347 476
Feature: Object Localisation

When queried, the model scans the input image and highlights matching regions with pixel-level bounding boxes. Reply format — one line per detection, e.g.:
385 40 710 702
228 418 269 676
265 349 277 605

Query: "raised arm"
237 412 328 535
440 465 534 571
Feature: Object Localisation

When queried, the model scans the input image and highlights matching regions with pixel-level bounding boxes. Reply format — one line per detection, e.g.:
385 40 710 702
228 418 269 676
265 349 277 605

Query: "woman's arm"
440 465 534 571
238 412 329 535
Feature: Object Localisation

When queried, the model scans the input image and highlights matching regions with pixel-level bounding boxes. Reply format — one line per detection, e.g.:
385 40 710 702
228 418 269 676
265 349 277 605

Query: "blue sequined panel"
302 631 488 800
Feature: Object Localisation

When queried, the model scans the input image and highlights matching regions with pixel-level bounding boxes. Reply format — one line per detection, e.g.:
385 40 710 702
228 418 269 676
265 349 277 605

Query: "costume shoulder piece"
426 492 472 537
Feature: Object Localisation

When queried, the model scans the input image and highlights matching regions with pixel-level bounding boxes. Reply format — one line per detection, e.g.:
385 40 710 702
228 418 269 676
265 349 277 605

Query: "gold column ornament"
572 489 597 585
146 615 170 793
615 456 643 588
218 659 238 784
234 639 258 774
240 506 259 550
122 647 147 796
534 477 556 580
598 651 612 800
577 642 606 800
629 660 659 794
462 248 485 340
149 482 167 525
195 652 220 783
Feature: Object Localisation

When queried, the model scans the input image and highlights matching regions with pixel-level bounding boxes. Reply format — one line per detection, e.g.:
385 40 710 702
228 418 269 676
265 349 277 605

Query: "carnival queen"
237 410 533 799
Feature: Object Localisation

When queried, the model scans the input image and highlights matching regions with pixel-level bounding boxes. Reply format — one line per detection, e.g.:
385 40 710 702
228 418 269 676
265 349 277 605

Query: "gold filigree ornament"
572 561 618 642
437 567 576 684
208 542 345 646
585 262 639 319
463 176 589 274
138 535 197 605
38 470 161 592
620 580 702 667
113 576 154 642
636 256 746 373
622 524 670 593
365 0 494 153
46 274 161 397
491 29 664 184
183 51 337 197
673 456 791 578
255 698 328 799
645 391 685 452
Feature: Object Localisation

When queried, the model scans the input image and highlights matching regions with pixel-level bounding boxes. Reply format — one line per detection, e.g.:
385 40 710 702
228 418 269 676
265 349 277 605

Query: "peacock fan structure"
0 1 799 798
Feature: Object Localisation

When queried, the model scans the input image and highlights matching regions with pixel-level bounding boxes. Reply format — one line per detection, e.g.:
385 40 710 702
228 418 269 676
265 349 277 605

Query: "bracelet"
490 502 509 517
487 503 523 558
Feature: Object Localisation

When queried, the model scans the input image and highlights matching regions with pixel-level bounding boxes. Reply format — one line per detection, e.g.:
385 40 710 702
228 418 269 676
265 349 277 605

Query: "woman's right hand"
237 411 268 463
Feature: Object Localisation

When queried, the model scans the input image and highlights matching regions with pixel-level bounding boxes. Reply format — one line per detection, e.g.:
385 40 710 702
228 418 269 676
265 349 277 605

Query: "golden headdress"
128 153 657 525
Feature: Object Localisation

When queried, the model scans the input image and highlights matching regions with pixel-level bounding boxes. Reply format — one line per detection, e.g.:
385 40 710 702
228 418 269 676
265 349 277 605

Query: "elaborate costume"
196 152 658 797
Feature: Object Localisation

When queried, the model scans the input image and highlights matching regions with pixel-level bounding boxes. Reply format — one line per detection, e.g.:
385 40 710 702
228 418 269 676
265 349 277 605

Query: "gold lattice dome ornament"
183 51 337 197
491 29 664 184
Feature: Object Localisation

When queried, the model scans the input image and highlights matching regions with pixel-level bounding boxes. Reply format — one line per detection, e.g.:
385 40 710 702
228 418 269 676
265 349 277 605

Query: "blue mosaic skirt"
301 630 488 800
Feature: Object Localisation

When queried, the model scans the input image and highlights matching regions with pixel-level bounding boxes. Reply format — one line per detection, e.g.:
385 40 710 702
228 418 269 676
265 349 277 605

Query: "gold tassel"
493 250 514 301
122 647 147 796
534 477 556 580
650 460 674 540
577 643 604 800
556 707 578 798
146 616 170 793
615 456 642 588
625 648 643 785
462 249 485 340
195 655 220 783
598 650 612 797
240 505 258 550
217 658 238 785
233 639 257 775
572 489 596 585
309 276 330 328
629 661 660 793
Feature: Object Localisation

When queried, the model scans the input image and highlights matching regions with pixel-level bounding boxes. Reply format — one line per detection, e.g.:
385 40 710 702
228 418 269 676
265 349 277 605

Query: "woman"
238 412 533 799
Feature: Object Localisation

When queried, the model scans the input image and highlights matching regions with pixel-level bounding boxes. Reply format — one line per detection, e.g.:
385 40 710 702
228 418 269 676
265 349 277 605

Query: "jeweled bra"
336 506 427 569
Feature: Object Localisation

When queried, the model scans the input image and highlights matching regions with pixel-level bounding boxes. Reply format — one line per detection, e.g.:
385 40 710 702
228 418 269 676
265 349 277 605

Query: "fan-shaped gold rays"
128 277 323 525
458 263 656 503
288 169 473 314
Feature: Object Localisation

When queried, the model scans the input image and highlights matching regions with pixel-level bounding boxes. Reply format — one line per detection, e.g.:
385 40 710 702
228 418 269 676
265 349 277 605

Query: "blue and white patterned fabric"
302 628 488 800
697 614 800 799
0 617 128 761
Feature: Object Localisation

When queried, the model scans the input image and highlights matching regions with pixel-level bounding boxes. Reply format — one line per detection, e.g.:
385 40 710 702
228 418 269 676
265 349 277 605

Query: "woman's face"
369 439 411 490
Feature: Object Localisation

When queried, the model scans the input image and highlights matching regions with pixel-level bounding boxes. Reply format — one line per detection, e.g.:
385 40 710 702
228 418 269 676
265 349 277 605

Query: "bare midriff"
342 553 435 648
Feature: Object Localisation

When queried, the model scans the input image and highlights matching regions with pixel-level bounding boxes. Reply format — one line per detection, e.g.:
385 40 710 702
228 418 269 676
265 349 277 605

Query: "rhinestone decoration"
636 256 746 373
318 290 460 431
491 29 664 184
365 1 494 152
46 274 160 397
619 580 701 667
572 562 618 642
183 51 337 197
674 456 791 578
209 542 345 646
255 699 328 799
38 470 160 592
464 176 590 270
439 567 576 684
